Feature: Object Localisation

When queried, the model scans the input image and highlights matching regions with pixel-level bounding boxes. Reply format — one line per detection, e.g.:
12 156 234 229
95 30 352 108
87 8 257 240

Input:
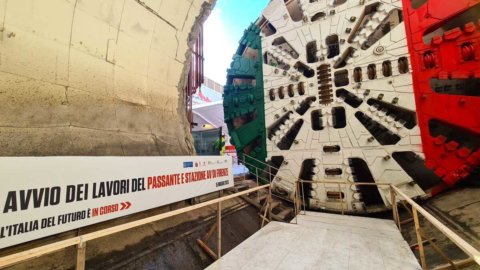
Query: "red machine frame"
401 0 480 191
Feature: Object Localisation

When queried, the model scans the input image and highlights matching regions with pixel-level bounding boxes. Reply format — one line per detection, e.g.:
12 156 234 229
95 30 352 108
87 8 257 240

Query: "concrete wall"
0 0 214 156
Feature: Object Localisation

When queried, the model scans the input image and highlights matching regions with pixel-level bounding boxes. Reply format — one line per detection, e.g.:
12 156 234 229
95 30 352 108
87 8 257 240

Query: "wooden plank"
76 242 86 270
196 239 217 260
217 200 222 259
410 239 431 250
202 222 218 243
432 258 475 270
419 229 455 269
268 187 273 223
0 184 271 269
392 185 480 265
413 208 427 270
391 186 399 228
401 217 414 225
0 237 81 268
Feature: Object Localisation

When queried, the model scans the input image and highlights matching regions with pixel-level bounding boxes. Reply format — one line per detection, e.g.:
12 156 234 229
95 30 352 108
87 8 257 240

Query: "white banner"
0 156 233 249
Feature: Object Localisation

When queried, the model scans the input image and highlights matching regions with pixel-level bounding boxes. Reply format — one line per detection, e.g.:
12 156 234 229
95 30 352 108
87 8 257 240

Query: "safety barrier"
295 180 480 270
1 169 479 269
0 184 272 270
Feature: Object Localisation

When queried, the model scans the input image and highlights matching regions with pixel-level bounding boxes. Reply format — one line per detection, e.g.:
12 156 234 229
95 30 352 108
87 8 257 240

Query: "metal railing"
239 156 480 269
294 179 480 269
391 185 480 269
239 154 301 223
1 155 479 270
0 184 272 270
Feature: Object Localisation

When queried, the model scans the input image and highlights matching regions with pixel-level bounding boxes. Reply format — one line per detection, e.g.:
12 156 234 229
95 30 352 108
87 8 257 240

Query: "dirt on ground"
399 185 480 270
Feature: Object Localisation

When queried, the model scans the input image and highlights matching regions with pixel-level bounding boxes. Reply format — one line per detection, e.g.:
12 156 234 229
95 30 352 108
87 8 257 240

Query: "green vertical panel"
223 24 267 180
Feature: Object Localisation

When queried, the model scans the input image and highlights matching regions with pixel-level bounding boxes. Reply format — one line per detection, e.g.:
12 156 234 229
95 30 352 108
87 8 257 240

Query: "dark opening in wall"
326 34 340 59
366 98 417 129
277 119 304 150
347 2 381 44
269 89 275 101
306 41 319 63
298 82 305 95
355 111 401 145
392 152 442 190
423 3 480 44
278 86 285 99
323 145 340 152
336 89 363 108
294 61 315 78
334 70 349 87
429 119 480 150
288 84 295 97
311 12 326 22
430 77 480 97
296 96 317 115
411 0 427 9
267 111 293 140
258 16 277 37
332 106 346 129
382 60 392 77
327 191 345 200
330 0 347 6
325 168 342 176
348 158 384 206
361 9 403 50
353 67 362 82
267 156 285 181
263 52 290 70
398 57 409 74
298 159 315 206
272 36 299 59
334 47 356 69
285 0 304 22
367 64 376 80
311 110 323 131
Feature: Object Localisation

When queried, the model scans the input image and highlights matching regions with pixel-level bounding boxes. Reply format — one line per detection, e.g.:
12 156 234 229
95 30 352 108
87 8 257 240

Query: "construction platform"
207 211 421 270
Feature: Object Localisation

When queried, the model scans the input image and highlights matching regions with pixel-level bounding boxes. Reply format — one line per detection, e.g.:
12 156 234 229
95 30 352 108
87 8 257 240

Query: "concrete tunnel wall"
0 0 215 156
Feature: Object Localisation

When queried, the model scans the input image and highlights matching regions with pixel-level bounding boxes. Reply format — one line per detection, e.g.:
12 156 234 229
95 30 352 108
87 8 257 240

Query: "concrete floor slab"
207 211 421 270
